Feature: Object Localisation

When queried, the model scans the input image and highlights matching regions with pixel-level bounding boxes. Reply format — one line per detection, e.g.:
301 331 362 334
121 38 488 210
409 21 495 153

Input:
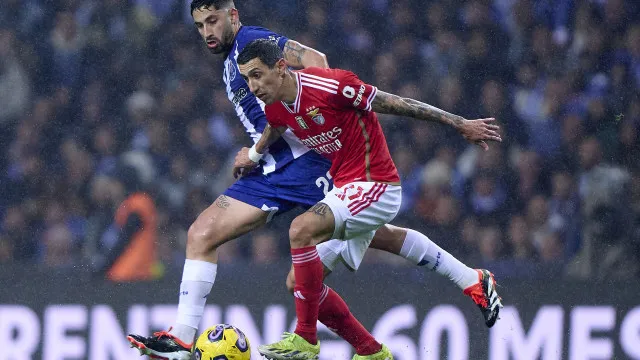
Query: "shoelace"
154 326 182 342
151 328 192 349
152 330 174 339
280 332 296 342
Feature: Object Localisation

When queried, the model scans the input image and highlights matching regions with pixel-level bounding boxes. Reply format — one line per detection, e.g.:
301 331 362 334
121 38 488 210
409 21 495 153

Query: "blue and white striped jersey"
224 26 316 174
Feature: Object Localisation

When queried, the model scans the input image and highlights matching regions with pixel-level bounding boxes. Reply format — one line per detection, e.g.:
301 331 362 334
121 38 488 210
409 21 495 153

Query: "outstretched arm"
371 90 502 150
283 40 328 69
232 124 286 178
372 90 466 128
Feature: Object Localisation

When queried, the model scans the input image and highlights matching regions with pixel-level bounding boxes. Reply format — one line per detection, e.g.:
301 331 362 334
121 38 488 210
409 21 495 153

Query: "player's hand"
233 147 259 179
458 118 502 151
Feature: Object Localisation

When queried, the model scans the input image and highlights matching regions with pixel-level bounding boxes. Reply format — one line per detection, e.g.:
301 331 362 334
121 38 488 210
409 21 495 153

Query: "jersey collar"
281 72 302 114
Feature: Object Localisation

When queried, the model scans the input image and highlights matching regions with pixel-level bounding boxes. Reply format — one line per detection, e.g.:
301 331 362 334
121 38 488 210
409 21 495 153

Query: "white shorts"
316 182 402 271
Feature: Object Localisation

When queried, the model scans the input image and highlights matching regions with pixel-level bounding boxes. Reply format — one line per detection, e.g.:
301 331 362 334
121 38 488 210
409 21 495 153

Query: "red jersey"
264 67 400 188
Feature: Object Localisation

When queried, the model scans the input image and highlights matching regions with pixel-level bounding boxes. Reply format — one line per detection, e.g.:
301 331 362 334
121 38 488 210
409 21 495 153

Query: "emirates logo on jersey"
300 126 343 155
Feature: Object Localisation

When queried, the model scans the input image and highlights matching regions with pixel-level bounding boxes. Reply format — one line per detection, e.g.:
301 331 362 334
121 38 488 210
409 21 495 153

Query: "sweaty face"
192 6 235 54
238 58 283 105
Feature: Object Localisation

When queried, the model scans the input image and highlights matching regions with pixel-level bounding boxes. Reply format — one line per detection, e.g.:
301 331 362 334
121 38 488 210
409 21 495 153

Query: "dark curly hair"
237 39 283 68
190 0 234 14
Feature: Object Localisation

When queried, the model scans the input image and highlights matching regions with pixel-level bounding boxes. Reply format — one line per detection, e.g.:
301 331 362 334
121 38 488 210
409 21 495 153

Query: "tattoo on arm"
283 41 307 67
215 195 231 209
371 90 465 128
307 203 329 217
255 124 284 153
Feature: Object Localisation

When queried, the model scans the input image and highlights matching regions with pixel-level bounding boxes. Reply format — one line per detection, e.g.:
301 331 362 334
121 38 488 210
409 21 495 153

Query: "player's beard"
207 24 235 55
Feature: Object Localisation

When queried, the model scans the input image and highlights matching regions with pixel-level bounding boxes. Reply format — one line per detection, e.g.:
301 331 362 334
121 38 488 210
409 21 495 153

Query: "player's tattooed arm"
283 40 328 69
255 124 287 154
371 90 502 150
371 90 466 128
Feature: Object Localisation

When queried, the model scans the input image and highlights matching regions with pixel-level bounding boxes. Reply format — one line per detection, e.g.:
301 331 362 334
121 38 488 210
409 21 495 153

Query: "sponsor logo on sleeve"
352 85 366 107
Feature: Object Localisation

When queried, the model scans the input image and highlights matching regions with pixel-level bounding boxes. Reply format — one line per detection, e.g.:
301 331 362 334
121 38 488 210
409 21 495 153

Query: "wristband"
248 145 263 163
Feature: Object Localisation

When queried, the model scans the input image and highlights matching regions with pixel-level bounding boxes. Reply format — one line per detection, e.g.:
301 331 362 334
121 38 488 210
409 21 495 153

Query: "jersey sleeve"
264 106 285 128
332 69 378 112
244 27 289 51
275 34 289 51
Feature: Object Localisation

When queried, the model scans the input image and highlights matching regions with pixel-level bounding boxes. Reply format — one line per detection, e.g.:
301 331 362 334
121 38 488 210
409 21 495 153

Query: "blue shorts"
224 152 332 221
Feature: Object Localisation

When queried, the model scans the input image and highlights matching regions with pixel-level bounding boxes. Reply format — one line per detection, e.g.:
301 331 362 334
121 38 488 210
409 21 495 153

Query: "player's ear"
228 8 239 25
277 58 287 76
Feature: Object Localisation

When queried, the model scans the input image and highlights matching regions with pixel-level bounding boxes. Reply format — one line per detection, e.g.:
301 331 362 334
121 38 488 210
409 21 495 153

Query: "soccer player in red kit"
236 39 503 359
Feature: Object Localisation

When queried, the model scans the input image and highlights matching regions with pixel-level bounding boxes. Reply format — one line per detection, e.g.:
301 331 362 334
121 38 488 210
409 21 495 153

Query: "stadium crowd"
1 0 639 279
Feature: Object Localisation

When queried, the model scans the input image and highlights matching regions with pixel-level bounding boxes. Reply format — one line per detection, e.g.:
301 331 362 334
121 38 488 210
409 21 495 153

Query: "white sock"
170 259 217 344
400 229 478 290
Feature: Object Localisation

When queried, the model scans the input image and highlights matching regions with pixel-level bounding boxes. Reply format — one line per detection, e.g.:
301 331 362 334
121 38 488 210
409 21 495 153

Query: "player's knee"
371 224 408 254
380 224 407 242
187 221 224 255
285 270 296 294
289 217 315 248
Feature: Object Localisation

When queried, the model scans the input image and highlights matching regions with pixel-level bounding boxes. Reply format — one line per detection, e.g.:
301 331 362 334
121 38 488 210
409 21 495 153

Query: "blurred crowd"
1 0 639 279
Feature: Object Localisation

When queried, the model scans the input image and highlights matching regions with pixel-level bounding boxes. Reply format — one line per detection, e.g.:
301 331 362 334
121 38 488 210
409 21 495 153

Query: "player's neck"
280 71 298 104
233 22 242 37
223 22 243 58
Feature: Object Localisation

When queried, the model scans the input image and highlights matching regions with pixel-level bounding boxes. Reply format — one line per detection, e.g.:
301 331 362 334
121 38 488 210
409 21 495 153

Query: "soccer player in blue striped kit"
127 1 502 359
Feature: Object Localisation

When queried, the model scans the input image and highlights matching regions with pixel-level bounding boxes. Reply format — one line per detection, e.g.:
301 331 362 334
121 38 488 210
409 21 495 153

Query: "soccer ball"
193 324 251 360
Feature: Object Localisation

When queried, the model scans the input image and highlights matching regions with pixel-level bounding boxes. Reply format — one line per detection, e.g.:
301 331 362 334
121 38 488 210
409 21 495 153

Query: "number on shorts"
336 184 364 201
347 186 364 200
315 171 333 195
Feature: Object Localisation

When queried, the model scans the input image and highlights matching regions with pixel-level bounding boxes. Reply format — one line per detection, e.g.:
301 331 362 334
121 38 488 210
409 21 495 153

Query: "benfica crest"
307 108 326 125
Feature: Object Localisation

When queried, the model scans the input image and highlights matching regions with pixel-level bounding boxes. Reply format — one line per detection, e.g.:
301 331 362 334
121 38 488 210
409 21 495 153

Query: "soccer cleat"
127 328 192 360
463 269 503 328
351 344 394 360
258 332 320 360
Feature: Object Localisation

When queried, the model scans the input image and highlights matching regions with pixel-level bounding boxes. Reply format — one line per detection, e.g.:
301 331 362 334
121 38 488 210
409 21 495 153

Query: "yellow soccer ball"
194 324 251 360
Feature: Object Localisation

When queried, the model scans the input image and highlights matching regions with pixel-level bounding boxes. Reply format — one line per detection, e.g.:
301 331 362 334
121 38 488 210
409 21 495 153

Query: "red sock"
318 285 382 355
291 246 324 345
